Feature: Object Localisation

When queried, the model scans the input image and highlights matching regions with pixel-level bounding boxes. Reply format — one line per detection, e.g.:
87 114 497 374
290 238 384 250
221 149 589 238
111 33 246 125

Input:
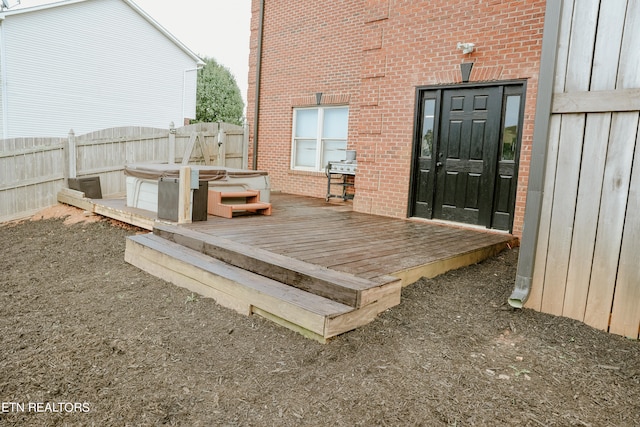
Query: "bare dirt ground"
1 205 638 426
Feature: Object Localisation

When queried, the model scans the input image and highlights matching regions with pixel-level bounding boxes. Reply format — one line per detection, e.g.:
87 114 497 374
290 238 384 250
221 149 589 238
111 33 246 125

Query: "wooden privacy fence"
522 0 640 339
0 122 248 223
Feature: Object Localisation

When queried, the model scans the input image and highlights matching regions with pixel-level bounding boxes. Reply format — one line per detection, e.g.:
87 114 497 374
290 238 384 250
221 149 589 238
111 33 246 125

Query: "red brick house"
247 0 546 237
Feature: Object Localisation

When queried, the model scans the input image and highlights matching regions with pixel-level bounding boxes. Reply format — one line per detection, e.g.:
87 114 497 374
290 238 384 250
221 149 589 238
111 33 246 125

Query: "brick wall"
247 0 546 237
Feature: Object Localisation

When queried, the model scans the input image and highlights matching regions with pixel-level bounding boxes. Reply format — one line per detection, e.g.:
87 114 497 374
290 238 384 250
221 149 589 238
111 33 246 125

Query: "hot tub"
124 163 271 213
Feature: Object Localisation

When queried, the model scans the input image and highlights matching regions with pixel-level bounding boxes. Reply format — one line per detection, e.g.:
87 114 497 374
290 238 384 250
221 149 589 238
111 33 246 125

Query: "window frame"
291 105 349 172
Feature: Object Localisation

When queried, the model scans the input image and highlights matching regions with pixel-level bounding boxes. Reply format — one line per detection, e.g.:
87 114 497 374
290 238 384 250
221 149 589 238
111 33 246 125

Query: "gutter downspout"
0 17 8 139
182 65 202 124
252 0 264 170
509 0 563 308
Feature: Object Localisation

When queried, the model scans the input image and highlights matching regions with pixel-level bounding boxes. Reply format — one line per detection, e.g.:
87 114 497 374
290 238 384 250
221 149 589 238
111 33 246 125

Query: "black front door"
410 83 524 232
434 87 501 226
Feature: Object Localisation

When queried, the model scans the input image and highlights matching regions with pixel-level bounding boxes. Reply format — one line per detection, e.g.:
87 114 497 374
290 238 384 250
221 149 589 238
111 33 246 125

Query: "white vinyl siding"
0 0 201 138
291 106 348 171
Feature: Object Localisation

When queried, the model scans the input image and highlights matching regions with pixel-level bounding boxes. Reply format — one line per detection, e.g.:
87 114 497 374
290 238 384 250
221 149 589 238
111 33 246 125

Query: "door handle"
436 161 443 167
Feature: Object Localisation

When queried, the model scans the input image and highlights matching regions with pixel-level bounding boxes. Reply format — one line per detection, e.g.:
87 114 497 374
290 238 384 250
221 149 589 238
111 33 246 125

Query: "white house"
0 0 204 138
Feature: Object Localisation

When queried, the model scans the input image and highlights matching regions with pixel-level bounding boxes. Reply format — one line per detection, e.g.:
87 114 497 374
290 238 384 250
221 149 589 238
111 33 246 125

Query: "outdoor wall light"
315 92 323 105
457 42 475 54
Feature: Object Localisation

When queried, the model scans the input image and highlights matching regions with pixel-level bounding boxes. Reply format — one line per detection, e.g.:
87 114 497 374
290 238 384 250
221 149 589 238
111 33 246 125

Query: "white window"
291 106 349 171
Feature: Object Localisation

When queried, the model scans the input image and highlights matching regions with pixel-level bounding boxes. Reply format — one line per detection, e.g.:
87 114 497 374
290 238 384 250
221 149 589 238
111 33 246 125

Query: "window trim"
291 105 349 172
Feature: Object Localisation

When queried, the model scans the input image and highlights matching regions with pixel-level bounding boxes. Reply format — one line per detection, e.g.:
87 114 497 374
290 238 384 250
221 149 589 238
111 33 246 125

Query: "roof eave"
123 0 204 66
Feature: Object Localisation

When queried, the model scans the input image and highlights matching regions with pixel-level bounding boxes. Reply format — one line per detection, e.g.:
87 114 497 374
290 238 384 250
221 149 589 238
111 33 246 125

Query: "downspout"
182 66 202 125
508 0 563 308
0 16 8 139
252 0 264 170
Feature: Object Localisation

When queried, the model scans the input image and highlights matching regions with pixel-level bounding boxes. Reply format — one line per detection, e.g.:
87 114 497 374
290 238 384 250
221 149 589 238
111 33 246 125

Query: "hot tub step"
217 190 260 199
208 189 272 218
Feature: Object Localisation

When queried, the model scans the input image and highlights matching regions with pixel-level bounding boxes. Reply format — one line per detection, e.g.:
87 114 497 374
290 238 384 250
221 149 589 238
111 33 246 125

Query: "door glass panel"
421 99 435 158
501 95 520 161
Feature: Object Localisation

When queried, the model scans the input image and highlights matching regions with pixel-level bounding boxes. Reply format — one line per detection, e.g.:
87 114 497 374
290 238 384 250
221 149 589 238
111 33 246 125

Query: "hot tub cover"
124 164 268 182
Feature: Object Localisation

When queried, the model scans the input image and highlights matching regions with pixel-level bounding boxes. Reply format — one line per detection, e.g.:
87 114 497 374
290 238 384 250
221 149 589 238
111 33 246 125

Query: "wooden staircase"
124 223 402 342
207 190 271 218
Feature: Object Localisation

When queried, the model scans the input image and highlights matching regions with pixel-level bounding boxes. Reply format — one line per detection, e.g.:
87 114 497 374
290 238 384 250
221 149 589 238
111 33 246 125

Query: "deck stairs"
207 189 272 218
125 223 402 342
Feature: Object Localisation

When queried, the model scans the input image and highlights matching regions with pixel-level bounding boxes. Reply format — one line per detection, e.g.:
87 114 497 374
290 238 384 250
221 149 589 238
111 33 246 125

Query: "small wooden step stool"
207 190 272 218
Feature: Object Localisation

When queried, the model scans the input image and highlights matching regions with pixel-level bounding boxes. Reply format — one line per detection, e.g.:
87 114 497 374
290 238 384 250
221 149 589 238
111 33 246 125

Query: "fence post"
168 121 176 164
67 129 77 179
243 124 249 169
178 166 192 224
216 122 226 167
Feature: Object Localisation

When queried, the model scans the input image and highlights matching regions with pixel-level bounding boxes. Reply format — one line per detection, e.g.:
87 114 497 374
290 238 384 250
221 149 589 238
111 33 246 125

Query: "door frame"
407 80 527 232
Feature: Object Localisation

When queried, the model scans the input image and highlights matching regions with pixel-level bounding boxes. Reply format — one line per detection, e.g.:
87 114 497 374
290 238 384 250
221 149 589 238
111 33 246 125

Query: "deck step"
218 190 260 199
224 202 272 211
153 223 402 308
207 189 272 218
125 233 399 341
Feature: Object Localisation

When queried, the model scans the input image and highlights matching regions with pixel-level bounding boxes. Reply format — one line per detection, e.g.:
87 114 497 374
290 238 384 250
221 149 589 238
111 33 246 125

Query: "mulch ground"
0 207 638 426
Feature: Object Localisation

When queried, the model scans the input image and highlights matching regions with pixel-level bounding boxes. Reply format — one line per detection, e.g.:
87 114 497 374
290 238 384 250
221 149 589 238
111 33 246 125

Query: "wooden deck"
59 189 515 342
183 193 514 285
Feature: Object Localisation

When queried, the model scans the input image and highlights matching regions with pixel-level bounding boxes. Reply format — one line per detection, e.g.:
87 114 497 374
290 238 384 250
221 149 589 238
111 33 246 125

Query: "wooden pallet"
125 232 401 342
207 190 271 218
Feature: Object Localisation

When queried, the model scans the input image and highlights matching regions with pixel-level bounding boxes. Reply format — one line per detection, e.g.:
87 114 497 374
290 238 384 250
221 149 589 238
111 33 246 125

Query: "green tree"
195 57 244 126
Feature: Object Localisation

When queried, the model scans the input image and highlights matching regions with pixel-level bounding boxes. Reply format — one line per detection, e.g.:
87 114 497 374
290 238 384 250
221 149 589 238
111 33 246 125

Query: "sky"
10 0 253 105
